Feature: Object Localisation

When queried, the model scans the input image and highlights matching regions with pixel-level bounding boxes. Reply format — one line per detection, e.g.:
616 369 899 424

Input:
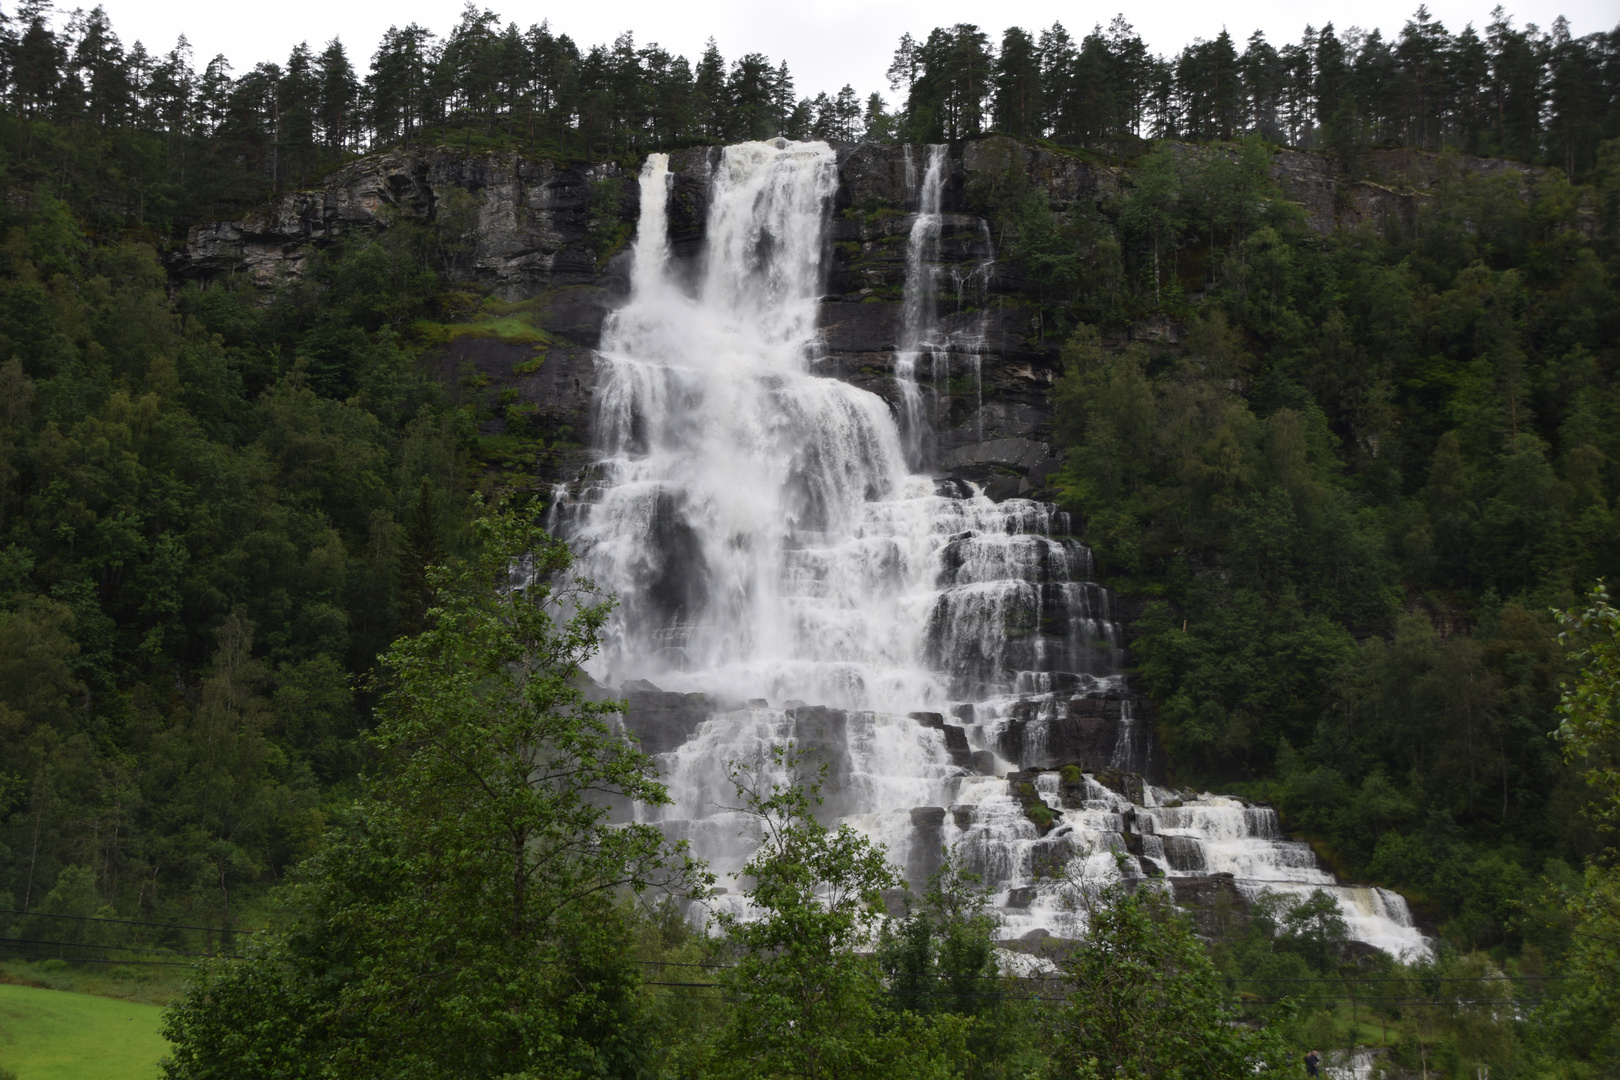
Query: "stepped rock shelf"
181 137 1432 956
550 140 1425 957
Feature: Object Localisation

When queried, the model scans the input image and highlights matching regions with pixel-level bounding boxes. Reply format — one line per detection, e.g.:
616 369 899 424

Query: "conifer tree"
315 38 358 150
993 27 1044 139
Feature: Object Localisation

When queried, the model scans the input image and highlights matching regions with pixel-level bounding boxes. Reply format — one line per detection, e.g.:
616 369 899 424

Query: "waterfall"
892 144 993 468
895 144 948 469
553 140 1428 959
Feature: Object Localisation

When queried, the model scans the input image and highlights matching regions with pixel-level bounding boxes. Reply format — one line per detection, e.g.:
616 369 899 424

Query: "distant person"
1305 1049 1322 1077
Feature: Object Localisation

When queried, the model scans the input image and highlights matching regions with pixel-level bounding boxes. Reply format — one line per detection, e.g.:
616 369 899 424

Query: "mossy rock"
413 295 555 350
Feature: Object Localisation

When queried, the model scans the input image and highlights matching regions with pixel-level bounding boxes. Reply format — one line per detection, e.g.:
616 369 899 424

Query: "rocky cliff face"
181 148 640 293
179 148 649 486
178 136 1501 501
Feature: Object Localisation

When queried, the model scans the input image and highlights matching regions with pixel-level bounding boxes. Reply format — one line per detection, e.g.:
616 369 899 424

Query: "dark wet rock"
990 693 1160 783
665 146 719 266
910 711 974 768
621 690 714 756
783 705 858 816
1038 693 1161 782
907 806 949 885
982 477 1023 502
835 143 922 210
1006 886 1037 908
177 149 637 296
1030 834 1074 878
1091 768 1148 806
1054 762 1088 808
1006 769 1061 835
961 136 1122 210
1168 873 1248 938
1161 835 1209 873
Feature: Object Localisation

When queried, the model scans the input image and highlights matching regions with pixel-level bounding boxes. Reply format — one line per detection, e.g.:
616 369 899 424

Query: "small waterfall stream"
895 143 991 468
553 140 1427 958
894 143 947 468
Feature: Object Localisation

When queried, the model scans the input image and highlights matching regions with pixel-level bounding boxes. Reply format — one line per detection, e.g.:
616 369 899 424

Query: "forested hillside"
0 0 1613 229
1032 133 1617 949
0 2 1618 1077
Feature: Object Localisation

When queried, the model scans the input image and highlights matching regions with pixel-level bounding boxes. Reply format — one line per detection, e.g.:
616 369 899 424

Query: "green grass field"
0 983 169 1080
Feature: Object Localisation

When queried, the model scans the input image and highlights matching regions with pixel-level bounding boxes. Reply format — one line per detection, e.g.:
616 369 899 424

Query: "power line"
0 936 237 959
1226 975 1567 984
1 909 254 934
0 954 203 967
632 959 1566 988
1236 998 1543 1007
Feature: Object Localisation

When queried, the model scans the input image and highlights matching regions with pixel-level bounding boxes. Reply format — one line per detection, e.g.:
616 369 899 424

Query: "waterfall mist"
551 140 1427 958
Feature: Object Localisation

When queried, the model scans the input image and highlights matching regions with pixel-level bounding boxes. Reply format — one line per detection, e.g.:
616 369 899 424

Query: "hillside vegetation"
0 2 1617 1078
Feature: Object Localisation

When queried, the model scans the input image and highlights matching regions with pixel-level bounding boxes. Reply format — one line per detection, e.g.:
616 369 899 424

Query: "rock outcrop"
180 148 641 295
175 137 1537 499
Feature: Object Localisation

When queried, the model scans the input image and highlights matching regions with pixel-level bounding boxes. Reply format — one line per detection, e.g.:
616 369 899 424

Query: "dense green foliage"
0 4 1616 1075
0 0 855 202
1019 127 1620 965
1540 585 1620 1063
0 147 484 938
1049 878 1290 1080
1555 582 1620 827
893 11 1619 178
159 507 696 1080
0 1 1614 220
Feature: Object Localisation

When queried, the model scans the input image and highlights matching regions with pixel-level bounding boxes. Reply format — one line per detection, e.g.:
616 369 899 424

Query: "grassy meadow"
0 981 169 1080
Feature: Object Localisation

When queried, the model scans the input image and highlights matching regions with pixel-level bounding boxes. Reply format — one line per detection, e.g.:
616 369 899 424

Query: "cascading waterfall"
893 144 993 468
894 144 947 469
552 140 1428 958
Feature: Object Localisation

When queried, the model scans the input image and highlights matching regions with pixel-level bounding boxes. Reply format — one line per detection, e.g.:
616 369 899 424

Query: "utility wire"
1225 975 1567 984
0 954 202 967
1 909 254 934
0 936 236 958
631 959 1566 986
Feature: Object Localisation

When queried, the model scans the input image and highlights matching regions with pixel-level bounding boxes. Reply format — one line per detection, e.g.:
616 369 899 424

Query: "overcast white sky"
106 0 1616 105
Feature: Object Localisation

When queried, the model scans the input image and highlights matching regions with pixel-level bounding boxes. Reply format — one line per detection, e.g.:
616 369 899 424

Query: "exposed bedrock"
175 137 1523 502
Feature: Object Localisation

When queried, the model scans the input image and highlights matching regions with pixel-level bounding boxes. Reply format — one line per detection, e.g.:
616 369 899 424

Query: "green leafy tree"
713 745 958 1080
878 850 1000 1016
878 850 1039 1080
1048 879 1291 1080
1555 582 1620 828
162 505 699 1079
1540 582 1620 1061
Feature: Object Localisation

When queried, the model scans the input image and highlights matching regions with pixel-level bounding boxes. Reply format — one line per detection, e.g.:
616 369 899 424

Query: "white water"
553 140 1427 959
893 144 992 469
894 144 947 468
